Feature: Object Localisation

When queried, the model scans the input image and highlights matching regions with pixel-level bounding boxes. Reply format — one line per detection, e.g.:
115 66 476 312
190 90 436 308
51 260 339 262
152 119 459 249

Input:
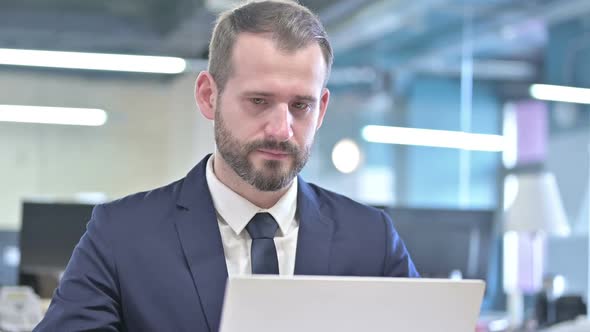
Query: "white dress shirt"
205 155 299 276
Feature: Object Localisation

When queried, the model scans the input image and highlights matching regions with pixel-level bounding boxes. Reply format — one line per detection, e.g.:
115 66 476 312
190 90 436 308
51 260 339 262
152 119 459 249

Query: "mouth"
256 148 291 160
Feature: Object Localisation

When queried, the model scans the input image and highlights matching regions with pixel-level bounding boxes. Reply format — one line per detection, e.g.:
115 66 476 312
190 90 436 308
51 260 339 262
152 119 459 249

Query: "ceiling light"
530 84 590 105
0 48 186 74
331 139 362 173
0 105 107 126
362 125 505 152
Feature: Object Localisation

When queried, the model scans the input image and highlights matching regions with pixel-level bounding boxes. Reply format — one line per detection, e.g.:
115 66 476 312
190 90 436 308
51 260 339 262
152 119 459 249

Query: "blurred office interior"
0 0 589 330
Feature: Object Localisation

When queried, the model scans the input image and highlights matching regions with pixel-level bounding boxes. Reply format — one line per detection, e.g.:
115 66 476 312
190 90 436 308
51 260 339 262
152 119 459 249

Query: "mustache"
246 140 299 154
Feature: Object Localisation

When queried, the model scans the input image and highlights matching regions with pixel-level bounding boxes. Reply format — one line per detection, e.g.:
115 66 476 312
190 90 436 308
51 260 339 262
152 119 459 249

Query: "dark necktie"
246 213 279 274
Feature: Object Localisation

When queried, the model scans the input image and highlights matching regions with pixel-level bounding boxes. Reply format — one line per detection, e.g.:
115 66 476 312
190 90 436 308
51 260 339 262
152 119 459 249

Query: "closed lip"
257 148 290 157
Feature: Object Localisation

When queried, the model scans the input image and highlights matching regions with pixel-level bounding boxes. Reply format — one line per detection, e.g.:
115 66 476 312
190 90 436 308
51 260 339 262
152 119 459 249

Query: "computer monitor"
385 207 495 281
19 201 95 297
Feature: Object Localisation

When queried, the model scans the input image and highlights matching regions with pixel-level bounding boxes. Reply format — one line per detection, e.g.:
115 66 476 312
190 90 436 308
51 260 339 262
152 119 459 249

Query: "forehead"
227 32 327 89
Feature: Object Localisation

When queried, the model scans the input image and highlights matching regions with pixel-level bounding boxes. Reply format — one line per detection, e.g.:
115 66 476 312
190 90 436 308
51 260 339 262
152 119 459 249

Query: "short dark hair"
208 0 333 92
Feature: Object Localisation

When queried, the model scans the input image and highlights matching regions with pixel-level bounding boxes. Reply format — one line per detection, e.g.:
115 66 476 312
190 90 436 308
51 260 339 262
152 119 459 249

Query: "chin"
251 153 287 165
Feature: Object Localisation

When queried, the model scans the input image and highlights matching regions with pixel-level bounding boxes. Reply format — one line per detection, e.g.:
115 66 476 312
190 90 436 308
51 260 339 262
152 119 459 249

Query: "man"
35 1 418 331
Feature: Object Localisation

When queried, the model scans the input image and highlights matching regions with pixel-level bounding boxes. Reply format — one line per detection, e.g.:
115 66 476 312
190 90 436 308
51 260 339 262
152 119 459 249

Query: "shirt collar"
205 154 298 236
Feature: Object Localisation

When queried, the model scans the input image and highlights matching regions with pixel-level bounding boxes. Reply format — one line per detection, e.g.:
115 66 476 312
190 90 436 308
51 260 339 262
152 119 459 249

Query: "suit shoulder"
94 178 185 225
109 179 182 208
306 182 385 221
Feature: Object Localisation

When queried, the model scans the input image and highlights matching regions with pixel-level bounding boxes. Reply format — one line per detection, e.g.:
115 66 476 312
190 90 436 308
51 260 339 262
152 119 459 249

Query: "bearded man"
35 1 418 331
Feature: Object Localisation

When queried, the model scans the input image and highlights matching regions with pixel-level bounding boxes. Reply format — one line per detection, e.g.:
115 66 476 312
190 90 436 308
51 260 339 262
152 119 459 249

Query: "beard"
214 109 311 192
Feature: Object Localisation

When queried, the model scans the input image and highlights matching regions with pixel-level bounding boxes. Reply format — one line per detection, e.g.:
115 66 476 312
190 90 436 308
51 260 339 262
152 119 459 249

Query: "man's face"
214 32 329 192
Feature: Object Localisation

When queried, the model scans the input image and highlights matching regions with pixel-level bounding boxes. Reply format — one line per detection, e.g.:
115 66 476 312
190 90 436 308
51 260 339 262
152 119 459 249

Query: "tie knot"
246 213 278 240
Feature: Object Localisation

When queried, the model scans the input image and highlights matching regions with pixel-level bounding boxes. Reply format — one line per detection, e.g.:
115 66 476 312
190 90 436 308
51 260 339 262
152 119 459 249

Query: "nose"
265 103 293 142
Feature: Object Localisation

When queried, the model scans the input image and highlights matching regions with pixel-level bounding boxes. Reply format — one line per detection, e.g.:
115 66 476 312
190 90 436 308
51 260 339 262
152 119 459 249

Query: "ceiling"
1 0 589 81
0 0 342 58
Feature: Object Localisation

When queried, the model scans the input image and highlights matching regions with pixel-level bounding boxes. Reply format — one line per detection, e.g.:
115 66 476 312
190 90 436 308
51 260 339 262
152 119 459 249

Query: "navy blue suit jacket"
35 155 418 332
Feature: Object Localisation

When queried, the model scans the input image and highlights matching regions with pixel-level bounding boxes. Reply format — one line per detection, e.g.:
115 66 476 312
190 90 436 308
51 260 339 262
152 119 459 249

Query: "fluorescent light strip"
530 84 590 105
0 105 107 126
0 48 186 74
362 125 505 152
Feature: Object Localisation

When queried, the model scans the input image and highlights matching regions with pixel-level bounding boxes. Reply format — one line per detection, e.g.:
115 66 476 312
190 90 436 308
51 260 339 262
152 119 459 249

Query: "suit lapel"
174 155 227 332
171 158 335 330
294 178 334 275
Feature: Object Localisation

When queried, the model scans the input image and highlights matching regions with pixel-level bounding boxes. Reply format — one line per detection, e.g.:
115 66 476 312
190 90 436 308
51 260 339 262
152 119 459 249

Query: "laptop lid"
219 275 485 332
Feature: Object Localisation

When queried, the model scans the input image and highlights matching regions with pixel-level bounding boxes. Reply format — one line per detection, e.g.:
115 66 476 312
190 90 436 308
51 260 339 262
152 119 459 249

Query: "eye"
292 102 310 111
251 98 266 105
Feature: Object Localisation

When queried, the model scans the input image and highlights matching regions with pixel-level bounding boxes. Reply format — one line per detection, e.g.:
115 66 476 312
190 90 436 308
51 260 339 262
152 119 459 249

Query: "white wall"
545 129 589 300
547 129 589 233
0 71 214 230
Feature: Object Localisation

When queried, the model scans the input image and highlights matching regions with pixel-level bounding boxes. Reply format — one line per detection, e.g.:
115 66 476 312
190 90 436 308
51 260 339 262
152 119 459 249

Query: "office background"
0 0 589 326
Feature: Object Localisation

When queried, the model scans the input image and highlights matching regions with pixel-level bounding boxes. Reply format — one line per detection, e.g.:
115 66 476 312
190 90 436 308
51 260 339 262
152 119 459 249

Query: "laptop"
219 275 485 332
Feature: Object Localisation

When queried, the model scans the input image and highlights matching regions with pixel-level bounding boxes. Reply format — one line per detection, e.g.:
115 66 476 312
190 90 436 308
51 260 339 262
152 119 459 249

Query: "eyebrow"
294 95 318 103
242 91 317 103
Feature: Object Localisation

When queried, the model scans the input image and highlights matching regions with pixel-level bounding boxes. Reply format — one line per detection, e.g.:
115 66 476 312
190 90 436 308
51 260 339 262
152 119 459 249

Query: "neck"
212 153 291 209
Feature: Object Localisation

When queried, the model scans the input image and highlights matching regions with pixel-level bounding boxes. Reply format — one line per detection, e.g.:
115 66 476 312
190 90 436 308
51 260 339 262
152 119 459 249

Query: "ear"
315 87 330 130
195 71 218 120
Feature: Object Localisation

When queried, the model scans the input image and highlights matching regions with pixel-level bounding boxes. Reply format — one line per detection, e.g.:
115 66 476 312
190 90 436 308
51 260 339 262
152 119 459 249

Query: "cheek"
293 121 318 146
219 103 253 137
